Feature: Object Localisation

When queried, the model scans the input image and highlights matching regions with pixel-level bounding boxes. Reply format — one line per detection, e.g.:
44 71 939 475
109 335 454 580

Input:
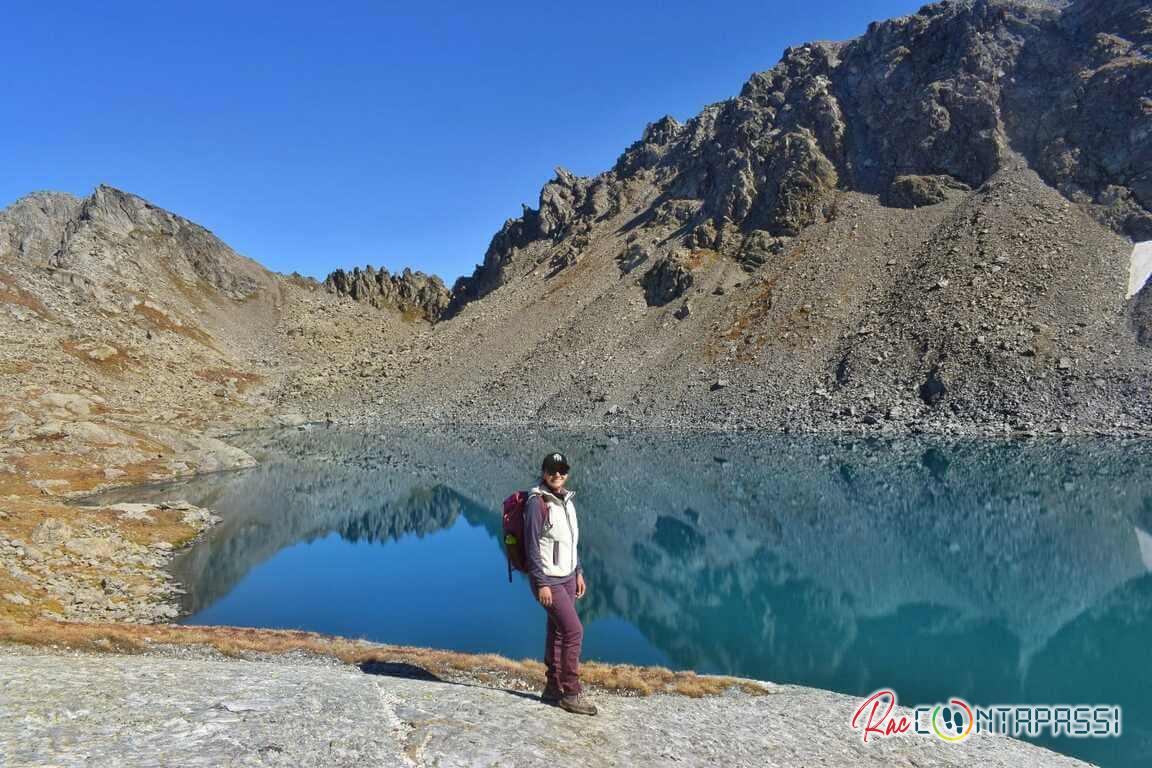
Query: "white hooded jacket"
524 484 580 580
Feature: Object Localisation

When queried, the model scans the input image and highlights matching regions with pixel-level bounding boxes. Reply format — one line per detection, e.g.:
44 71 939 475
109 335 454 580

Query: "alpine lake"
85 425 1152 768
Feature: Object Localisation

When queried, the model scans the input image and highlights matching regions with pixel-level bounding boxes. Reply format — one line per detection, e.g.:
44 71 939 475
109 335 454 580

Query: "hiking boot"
558 693 598 716
540 684 562 705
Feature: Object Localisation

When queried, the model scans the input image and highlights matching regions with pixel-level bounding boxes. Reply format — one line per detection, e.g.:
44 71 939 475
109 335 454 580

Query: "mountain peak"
0 185 272 301
445 0 1149 315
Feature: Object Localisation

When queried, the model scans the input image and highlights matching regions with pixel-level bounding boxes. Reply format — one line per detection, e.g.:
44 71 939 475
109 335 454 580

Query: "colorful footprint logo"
931 698 974 742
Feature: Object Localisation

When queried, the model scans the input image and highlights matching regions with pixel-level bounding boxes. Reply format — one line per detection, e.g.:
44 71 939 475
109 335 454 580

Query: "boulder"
884 175 971 208
642 254 696 307
31 519 75 548
64 537 119 560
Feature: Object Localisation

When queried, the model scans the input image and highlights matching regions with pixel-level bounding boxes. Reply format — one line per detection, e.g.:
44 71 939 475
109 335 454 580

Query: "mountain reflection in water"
89 427 1152 768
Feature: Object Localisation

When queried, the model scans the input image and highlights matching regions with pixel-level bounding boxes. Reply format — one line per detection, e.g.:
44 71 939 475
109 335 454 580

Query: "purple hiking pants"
531 574 583 695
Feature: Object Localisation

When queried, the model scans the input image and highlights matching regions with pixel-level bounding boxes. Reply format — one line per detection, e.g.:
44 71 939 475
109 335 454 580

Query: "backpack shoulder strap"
526 490 550 525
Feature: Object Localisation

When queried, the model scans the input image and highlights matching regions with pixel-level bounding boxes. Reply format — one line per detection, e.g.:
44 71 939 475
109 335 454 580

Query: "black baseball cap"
541 451 571 474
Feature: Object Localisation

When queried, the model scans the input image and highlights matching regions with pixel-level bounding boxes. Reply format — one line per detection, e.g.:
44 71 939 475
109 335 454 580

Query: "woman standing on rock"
523 451 597 715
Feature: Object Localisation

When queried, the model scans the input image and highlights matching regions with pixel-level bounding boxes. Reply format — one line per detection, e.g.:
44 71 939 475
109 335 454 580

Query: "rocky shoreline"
325 411 1152 439
0 407 257 626
1 500 220 625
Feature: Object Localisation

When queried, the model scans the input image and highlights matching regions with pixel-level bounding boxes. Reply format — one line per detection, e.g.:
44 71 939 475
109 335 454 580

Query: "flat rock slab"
0 646 1091 767
1 649 399 767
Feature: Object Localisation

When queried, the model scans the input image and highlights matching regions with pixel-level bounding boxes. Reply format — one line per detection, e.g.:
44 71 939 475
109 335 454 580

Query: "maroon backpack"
502 490 548 582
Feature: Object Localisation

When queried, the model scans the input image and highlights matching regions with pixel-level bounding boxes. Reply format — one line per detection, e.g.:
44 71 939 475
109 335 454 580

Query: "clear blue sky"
2 1 925 284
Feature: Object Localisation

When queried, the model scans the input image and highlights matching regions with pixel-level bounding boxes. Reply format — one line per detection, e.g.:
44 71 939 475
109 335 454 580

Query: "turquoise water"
92 426 1152 767
183 517 669 667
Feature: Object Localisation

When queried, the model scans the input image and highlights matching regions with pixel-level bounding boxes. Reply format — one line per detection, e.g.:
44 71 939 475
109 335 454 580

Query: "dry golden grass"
0 361 33 376
682 248 718 270
132 302 215 346
61 338 135 376
539 244 602 301
0 569 50 622
0 471 38 496
2 411 178 495
0 476 199 544
706 276 778 363
75 503 204 549
8 452 102 489
399 306 428 323
0 272 53 319
720 277 777 341
197 367 264 394
0 618 772 698
6 452 174 496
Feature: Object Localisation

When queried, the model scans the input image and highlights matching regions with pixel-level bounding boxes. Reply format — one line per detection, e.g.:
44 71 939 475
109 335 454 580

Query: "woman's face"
543 468 569 492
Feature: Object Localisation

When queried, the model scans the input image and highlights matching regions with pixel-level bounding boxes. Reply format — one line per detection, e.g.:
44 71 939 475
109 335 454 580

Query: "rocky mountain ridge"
323 265 451 321
451 0 1149 311
322 0 1149 437
1 0 1149 453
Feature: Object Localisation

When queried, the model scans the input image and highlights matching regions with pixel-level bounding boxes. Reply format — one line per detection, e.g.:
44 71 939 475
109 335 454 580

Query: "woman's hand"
537 586 553 607
576 572 587 599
